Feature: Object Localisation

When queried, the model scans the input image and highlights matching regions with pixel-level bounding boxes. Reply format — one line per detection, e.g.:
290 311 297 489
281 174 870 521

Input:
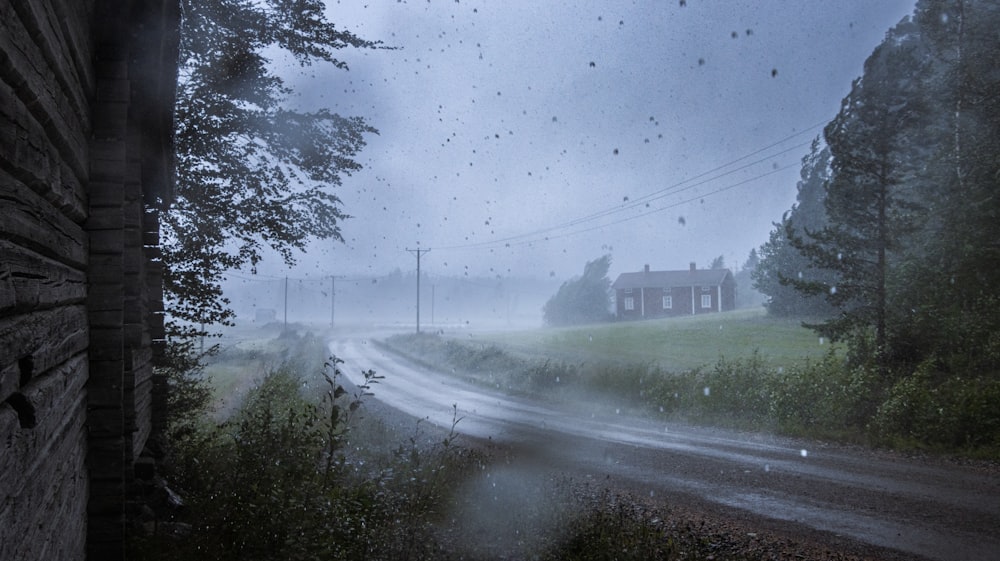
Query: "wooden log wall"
0 1 176 559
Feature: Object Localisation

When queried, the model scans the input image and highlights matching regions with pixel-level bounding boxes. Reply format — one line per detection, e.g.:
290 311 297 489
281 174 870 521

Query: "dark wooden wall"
1 1 177 559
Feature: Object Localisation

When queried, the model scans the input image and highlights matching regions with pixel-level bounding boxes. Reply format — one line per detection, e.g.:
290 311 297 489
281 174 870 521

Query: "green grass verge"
475 308 833 371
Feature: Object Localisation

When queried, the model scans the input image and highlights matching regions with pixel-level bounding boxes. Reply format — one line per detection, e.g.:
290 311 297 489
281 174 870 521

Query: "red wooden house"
612 263 736 320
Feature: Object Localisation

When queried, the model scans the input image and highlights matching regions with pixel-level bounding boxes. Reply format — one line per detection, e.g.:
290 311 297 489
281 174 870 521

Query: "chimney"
644 264 650 274
689 262 696 272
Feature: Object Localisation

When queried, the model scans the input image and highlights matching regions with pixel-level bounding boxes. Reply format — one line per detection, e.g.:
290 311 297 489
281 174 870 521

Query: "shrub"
134 351 497 560
872 362 1000 449
768 351 880 435
543 488 675 561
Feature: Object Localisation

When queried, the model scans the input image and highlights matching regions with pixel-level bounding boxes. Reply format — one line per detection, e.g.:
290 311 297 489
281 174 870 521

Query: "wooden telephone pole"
406 248 431 333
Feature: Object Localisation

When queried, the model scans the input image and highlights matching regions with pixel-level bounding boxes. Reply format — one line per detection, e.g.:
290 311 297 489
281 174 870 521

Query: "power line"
434 121 825 251
500 161 801 249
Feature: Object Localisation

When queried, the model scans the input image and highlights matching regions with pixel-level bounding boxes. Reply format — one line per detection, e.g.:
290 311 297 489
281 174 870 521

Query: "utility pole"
283 276 288 329
406 247 430 333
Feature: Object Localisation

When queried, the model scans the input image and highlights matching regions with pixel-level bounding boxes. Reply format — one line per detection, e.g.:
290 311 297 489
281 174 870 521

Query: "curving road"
330 333 1000 561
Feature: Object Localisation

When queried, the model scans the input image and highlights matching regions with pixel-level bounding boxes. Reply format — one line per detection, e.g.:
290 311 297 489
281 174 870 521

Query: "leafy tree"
163 0 381 341
543 255 613 326
708 255 726 269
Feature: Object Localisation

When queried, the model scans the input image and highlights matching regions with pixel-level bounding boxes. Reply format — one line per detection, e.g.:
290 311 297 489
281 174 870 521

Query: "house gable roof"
612 268 732 290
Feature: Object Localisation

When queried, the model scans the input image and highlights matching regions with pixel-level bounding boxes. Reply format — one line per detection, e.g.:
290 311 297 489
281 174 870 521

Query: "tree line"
752 0 1000 378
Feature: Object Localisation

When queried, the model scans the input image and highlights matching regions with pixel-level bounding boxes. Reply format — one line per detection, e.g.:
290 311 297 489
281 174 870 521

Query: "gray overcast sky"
265 0 916 282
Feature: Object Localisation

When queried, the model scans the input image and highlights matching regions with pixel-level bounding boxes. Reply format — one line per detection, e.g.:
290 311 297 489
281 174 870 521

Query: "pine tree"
894 0 1000 371
753 139 835 317
786 18 931 374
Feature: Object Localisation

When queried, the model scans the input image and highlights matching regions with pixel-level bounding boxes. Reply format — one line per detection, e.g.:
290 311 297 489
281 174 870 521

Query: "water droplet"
829 286 837 295
703 386 711 397
800 449 808 458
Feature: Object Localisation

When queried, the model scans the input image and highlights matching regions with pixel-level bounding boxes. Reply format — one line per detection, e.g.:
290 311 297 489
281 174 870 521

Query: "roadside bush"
134 353 490 561
702 352 772 425
644 355 773 426
872 362 1000 450
768 351 880 436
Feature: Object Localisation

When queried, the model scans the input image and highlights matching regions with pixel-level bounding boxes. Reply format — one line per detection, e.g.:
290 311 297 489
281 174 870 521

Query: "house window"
663 295 672 309
624 287 632 294
624 297 635 311
701 294 712 308
701 286 712 292
662 286 671 294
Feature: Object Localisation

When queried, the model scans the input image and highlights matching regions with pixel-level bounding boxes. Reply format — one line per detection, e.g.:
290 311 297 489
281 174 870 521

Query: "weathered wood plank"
0 240 86 314
0 305 88 381
0 170 87 266
0 351 87 486
0 1 90 181
0 78 86 221
0 361 88 561
51 0 95 97
12 0 92 125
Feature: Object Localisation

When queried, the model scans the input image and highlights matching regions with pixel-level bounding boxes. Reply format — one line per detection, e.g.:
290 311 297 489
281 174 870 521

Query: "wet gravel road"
330 334 1000 561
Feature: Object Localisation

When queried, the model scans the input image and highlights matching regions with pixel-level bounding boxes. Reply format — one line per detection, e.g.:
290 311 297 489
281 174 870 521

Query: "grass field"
470 308 834 371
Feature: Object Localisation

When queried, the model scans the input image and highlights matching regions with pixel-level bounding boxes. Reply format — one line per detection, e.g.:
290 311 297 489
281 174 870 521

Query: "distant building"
612 263 736 320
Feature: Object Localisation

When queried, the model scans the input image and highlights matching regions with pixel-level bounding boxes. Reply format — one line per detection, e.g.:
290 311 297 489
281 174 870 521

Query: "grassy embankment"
385 308 1000 456
480 307 828 371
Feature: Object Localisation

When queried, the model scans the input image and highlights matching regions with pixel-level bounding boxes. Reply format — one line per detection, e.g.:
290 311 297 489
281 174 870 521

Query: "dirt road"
330 334 1000 561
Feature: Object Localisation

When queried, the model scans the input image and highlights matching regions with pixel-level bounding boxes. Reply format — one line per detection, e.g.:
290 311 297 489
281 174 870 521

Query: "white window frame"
701 294 712 308
662 295 672 309
624 296 635 311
